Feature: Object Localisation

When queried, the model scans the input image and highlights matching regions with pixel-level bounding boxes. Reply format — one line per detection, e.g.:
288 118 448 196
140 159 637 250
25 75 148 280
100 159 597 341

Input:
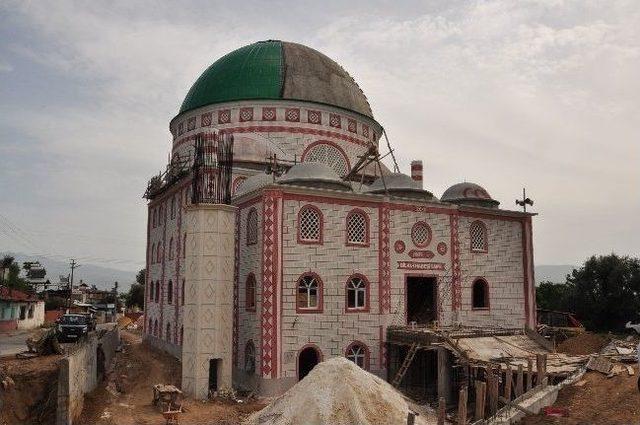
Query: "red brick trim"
449 214 462 311
378 204 391 314
233 209 240 367
295 272 324 314
345 273 371 313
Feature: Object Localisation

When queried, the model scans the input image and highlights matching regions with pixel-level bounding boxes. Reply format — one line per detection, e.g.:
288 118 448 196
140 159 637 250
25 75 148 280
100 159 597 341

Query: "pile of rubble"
586 338 638 378
244 357 435 425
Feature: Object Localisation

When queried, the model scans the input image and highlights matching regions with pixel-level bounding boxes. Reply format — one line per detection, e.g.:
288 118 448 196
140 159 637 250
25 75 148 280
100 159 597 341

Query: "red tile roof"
0 285 37 302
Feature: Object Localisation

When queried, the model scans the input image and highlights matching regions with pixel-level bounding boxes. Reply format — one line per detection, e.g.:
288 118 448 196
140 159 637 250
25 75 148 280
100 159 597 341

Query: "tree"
0 255 30 291
536 281 573 312
563 254 640 332
125 268 146 310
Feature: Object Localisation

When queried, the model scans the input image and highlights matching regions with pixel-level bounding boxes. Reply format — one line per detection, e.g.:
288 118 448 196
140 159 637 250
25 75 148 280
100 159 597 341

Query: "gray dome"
364 173 434 198
234 172 275 197
279 162 352 191
441 182 499 208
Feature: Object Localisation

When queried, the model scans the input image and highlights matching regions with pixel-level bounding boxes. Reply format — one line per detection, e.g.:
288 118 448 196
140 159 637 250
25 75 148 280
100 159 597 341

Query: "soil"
77 331 265 425
556 333 610 356
521 366 640 425
0 353 63 424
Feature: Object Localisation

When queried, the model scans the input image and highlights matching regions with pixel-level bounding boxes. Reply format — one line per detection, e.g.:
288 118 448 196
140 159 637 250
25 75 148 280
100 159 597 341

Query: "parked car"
57 314 92 342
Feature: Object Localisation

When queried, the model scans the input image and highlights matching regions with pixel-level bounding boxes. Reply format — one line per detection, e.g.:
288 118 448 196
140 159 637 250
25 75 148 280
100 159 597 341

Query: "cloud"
0 0 638 267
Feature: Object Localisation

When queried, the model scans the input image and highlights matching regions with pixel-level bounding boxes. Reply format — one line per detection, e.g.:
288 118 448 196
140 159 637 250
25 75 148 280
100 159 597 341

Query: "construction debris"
586 356 614 374
24 327 63 356
244 357 436 425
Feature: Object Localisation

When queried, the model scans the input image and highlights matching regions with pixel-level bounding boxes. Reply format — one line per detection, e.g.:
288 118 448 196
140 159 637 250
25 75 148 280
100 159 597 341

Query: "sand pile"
244 357 434 425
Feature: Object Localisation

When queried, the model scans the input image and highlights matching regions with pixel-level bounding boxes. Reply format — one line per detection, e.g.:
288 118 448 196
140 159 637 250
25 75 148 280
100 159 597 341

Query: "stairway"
391 342 419 388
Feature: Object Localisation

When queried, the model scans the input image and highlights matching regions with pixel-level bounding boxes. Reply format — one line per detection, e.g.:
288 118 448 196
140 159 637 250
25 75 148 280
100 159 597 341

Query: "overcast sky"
0 0 638 272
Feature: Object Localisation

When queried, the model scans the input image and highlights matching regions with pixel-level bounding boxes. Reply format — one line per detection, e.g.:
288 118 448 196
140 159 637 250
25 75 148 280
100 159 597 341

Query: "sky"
0 0 638 272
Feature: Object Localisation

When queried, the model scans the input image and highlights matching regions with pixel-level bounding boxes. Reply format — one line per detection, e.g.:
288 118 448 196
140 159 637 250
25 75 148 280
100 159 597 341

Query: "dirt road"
77 331 265 425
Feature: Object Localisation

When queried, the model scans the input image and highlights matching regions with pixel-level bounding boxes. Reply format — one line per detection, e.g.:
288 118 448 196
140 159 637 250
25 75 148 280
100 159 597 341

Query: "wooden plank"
437 397 446 425
536 354 544 388
487 369 498 415
504 366 513 400
516 364 524 397
474 381 486 421
526 358 533 391
458 385 468 425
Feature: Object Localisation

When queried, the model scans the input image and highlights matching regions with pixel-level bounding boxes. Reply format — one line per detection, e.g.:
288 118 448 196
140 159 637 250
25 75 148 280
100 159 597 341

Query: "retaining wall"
56 326 120 425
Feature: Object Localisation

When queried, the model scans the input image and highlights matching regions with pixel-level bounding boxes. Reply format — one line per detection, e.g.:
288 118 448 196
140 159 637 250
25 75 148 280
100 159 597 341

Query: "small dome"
279 162 352 191
234 172 275 197
441 182 499 208
364 173 434 199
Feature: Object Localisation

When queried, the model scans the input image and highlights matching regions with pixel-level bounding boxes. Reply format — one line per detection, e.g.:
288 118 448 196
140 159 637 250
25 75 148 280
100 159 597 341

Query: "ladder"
391 343 420 387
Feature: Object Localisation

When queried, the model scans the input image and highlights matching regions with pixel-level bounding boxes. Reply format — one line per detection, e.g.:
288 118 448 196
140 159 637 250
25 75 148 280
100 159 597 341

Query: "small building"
0 286 45 331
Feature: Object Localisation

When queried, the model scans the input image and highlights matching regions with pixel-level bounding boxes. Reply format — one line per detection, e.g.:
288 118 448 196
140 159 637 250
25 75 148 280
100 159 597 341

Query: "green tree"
564 254 640 332
0 255 30 291
125 269 146 309
536 281 573 312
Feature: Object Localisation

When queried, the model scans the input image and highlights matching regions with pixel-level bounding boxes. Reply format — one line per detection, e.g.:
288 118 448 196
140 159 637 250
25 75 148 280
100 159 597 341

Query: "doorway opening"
208 359 219 393
406 276 437 325
298 346 320 381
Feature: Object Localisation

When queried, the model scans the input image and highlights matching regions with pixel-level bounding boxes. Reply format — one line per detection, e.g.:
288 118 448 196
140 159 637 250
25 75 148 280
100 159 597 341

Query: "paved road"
0 322 116 356
0 329 36 356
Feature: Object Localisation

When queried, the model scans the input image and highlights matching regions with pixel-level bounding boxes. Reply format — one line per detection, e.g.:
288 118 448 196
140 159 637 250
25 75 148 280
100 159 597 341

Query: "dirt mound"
522 366 640 425
0 354 62 424
244 357 435 425
557 333 609 355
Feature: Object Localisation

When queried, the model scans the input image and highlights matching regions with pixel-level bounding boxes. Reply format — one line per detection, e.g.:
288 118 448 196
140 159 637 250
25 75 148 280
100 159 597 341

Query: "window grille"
347 212 367 244
167 280 173 304
411 222 431 247
299 207 321 242
470 221 487 251
297 274 320 309
246 208 258 245
347 276 367 309
304 143 349 176
346 344 366 368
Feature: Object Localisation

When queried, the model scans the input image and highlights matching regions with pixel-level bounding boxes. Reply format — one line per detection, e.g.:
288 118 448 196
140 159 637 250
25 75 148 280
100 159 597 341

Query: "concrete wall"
0 300 44 330
17 301 45 330
56 326 120 425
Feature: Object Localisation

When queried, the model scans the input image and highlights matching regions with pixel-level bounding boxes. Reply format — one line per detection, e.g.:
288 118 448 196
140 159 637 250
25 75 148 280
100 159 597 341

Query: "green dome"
179 40 374 118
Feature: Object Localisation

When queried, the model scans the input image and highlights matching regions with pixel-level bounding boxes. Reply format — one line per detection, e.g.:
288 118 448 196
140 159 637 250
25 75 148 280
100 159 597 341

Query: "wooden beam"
457 385 468 425
474 380 486 421
516 364 524 397
526 358 533 392
504 366 512 401
437 397 446 425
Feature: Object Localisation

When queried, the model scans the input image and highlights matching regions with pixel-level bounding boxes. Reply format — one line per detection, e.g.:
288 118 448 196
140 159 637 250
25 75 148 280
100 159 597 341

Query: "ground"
0 328 40 356
521 333 640 425
0 351 62 424
77 331 265 425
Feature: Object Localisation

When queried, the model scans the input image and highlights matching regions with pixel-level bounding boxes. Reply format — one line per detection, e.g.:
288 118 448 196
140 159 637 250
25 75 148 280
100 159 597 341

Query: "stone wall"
56 326 120 425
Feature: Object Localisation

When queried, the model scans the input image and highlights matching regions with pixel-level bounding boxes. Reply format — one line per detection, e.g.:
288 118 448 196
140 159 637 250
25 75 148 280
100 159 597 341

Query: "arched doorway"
298 346 321 381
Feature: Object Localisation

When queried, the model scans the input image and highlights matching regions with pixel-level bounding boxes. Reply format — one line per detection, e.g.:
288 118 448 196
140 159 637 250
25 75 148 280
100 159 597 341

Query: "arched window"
298 205 322 244
470 221 488 252
167 280 173 304
170 196 176 219
184 186 191 205
153 319 158 336
472 279 489 309
166 322 171 341
346 209 369 245
182 233 187 258
152 209 157 228
245 340 256 374
302 141 350 177
246 208 258 245
345 342 369 369
155 281 160 303
181 279 185 306
159 205 163 225
180 326 184 345
296 273 322 312
149 279 154 301
246 274 256 311
148 318 153 333
156 242 162 263
168 237 174 260
150 243 155 264
346 274 369 311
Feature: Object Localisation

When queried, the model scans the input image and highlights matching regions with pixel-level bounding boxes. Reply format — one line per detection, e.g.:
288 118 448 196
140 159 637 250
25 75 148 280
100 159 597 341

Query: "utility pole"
67 259 80 310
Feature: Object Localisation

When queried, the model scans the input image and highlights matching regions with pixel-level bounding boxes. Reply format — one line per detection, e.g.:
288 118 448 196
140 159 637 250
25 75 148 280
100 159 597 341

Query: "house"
0 285 45 331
